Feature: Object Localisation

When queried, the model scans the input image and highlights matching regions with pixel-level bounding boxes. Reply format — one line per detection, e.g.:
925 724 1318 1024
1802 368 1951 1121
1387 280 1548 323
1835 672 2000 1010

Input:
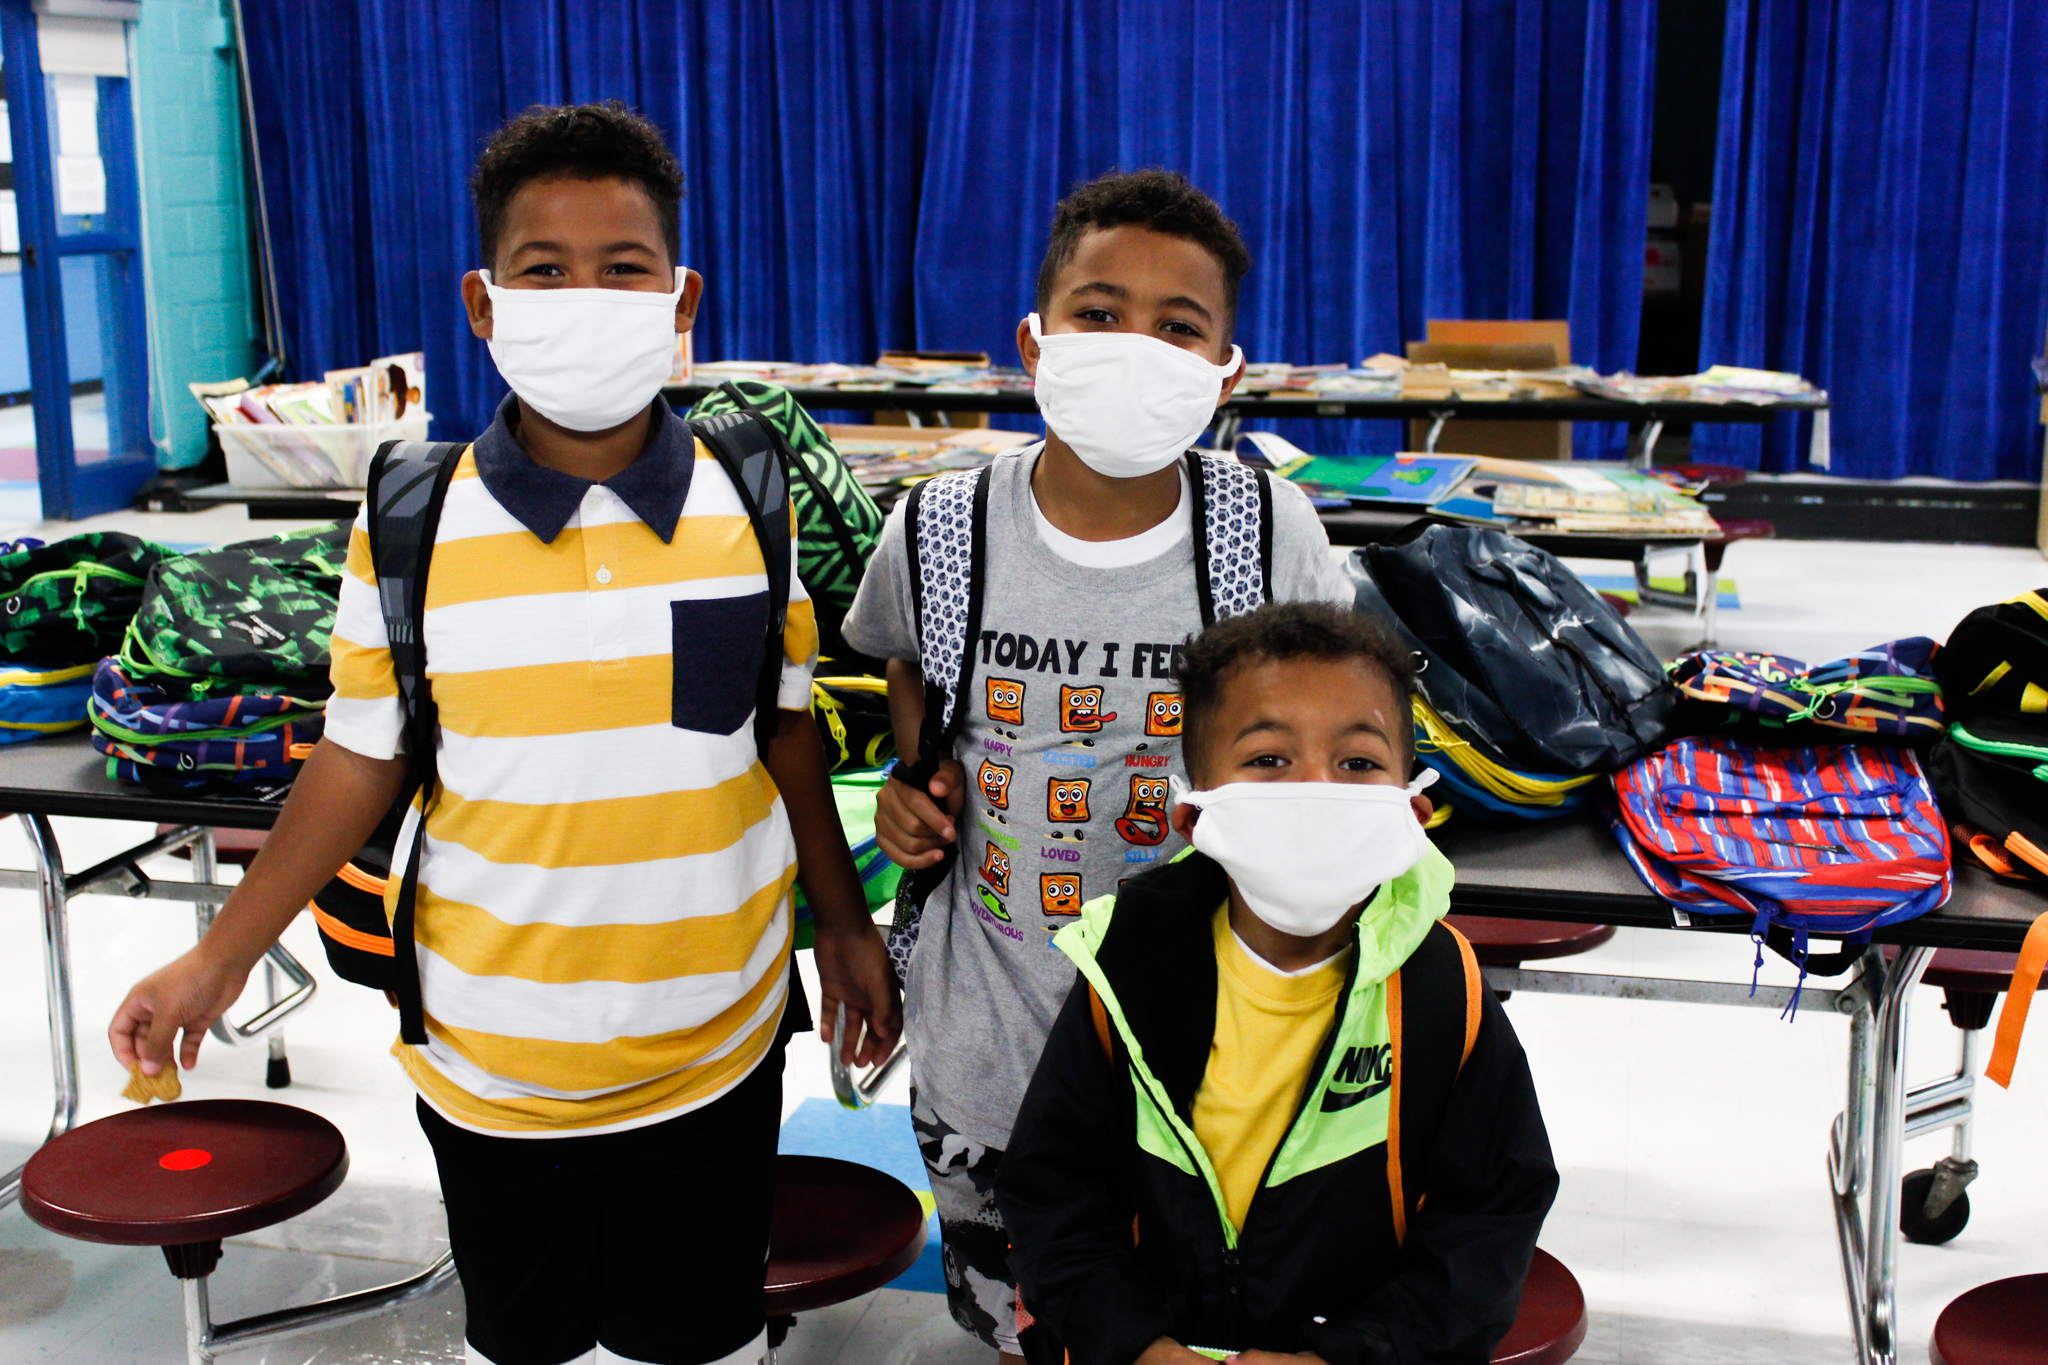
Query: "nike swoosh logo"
1319 1077 1392 1112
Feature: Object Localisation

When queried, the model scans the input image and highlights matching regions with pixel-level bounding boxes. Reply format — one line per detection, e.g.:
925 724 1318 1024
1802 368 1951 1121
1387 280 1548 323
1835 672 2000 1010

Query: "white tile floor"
0 506 2042 1365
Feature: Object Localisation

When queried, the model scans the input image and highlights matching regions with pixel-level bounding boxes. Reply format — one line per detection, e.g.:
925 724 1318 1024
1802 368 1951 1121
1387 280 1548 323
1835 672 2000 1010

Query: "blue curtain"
241 1 1653 454
1698 0 2048 480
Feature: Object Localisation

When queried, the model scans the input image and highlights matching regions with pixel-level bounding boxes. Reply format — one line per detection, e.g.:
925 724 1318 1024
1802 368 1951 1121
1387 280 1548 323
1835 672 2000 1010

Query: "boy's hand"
812 918 902 1068
875 760 966 869
109 946 251 1078
1226 1354 1325 1365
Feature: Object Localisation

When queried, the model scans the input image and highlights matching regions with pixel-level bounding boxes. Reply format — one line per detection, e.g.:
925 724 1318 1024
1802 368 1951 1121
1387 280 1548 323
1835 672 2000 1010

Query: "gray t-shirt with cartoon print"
842 447 1353 1148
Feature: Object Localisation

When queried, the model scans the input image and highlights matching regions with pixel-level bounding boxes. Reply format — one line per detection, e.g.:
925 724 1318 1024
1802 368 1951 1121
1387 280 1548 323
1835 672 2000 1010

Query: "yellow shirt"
1192 904 1349 1232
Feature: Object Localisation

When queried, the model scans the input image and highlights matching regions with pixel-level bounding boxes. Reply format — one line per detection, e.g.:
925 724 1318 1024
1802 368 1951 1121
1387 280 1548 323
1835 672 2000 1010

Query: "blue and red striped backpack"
1613 735 1952 1007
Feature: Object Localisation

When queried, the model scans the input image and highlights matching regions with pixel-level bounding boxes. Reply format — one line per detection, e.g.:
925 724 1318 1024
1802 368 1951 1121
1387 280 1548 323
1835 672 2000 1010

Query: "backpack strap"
1185 450 1273 629
365 437 465 1047
689 402 794 755
892 465 992 788
1385 921 1483 1246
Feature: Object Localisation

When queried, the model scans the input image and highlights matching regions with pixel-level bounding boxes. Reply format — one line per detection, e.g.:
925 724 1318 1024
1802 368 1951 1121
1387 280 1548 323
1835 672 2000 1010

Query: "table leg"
1423 410 1450 454
0 813 76 1210
1838 943 1931 1365
1630 417 1666 471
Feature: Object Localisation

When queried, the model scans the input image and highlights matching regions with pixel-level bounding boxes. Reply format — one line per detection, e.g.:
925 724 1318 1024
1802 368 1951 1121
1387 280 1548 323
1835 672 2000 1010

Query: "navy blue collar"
471 394 695 544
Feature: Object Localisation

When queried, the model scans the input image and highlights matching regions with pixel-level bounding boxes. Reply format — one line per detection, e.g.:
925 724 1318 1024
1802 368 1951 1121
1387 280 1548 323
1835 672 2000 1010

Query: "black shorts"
417 1046 784 1365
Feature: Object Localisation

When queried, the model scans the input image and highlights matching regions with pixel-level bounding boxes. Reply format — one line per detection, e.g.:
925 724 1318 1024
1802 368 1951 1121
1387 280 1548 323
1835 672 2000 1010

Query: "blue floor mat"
779 1097 944 1295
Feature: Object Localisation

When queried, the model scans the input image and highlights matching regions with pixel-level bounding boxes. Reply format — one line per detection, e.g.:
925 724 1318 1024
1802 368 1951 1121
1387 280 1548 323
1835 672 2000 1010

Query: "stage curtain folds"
240 1 1653 455
1699 0 2048 479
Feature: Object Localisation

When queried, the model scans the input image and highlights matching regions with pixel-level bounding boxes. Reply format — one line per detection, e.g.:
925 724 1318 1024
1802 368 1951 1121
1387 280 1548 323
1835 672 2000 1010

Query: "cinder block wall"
134 0 256 470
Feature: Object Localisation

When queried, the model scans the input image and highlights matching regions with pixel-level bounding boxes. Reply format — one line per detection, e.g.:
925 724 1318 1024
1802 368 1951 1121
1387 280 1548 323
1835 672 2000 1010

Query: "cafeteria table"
1433 814 2043 1365
1 733 2037 1365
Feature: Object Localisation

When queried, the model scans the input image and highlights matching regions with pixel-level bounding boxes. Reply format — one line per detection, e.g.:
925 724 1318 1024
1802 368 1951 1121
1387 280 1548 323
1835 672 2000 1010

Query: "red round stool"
1930 1274 2048 1364
1449 917 1617 1000
766 1155 928 1348
17 1099 452 1363
1879 947 2042 1245
1493 1248 1587 1364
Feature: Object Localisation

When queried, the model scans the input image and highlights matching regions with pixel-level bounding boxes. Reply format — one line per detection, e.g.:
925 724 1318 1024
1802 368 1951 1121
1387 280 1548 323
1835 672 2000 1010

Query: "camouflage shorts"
911 1086 1018 1354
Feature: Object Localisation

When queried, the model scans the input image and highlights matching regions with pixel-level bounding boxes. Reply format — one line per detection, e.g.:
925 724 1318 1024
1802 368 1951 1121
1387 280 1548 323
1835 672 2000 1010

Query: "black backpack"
1348 521 1678 774
310 393 795 1044
1928 589 2048 883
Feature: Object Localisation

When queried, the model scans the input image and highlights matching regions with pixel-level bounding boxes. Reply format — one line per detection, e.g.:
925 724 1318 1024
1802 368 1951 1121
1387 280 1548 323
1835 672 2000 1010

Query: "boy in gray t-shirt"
841 170 1350 1365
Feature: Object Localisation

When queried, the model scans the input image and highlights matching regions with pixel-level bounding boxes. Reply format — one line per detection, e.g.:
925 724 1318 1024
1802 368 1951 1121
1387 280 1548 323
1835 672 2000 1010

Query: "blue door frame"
0 0 155 520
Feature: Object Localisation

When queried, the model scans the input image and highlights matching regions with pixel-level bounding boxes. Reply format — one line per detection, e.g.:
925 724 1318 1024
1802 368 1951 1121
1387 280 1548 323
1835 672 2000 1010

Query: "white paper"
56 153 104 216
0 102 12 164
36 16 128 78
0 191 17 254
52 74 98 157
1808 407 1831 471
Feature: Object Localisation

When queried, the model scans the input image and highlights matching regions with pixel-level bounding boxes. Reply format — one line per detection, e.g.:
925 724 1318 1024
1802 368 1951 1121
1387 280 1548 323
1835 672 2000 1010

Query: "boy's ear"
1170 801 1201 842
674 267 704 336
1016 315 1040 379
461 270 494 340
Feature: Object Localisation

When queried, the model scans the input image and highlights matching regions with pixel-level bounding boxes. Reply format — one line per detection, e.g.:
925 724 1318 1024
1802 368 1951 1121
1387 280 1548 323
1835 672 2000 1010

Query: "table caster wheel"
1901 1168 1970 1245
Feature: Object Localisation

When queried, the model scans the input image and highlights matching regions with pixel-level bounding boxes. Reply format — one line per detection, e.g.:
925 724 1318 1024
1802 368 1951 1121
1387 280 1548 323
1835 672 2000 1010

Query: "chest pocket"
671 592 769 735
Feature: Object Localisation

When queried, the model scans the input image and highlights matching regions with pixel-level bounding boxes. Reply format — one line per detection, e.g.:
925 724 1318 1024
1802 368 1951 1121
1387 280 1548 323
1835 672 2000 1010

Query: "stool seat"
1921 949 2029 995
156 824 269 868
1704 519 1774 574
766 1154 927 1315
20 1099 346 1247
1931 1273 2048 1364
1492 1248 1586 1365
1450 916 1616 966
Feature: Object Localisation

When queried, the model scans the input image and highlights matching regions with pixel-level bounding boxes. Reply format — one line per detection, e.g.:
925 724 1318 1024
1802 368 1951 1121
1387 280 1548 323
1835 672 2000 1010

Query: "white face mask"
481 269 686 432
1027 312 1243 478
1172 772 1438 938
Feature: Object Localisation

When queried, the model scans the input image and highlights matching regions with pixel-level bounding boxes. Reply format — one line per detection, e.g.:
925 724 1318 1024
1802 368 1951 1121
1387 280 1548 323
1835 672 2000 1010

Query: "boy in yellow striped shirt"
109 103 898 1365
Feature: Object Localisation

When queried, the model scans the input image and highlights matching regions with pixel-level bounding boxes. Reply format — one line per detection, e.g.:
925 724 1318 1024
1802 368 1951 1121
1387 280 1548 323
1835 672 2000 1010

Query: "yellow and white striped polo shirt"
325 399 818 1136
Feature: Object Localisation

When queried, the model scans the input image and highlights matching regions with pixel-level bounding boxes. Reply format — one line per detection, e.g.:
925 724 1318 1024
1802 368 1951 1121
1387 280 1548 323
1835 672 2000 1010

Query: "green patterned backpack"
686 380 882 665
117 522 352 701
0 532 177 664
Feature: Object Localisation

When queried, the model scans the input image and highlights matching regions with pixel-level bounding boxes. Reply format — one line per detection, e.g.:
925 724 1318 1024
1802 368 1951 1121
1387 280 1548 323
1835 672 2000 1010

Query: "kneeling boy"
998 602 1556 1365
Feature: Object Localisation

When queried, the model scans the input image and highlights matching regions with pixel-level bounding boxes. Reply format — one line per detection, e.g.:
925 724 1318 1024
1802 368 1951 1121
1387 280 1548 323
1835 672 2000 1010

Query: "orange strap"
1987 911 2048 1088
309 901 395 957
336 860 389 896
1445 924 1483 1067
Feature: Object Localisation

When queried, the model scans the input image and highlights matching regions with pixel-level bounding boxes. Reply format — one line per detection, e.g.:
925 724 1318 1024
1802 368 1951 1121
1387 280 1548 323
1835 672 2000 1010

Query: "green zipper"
1949 722 2048 783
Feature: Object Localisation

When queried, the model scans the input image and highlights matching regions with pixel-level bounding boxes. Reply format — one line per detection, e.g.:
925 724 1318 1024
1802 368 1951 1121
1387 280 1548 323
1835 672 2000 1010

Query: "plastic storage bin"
217 411 431 488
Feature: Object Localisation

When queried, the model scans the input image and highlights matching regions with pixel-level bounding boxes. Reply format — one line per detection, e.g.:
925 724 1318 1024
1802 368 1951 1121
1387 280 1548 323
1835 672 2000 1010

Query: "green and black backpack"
686 379 883 667
0 531 176 664
1929 588 2048 883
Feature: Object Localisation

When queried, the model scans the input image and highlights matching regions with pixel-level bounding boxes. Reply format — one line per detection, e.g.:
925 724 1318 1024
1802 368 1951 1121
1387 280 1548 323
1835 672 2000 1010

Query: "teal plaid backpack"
685 380 882 665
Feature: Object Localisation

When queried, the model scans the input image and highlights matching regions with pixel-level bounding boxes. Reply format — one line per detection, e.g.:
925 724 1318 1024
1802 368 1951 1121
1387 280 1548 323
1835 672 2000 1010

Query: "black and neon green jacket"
997 847 1556 1365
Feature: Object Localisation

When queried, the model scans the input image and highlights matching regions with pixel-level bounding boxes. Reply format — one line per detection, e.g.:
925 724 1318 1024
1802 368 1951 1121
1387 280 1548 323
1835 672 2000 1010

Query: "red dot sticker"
158 1149 211 1171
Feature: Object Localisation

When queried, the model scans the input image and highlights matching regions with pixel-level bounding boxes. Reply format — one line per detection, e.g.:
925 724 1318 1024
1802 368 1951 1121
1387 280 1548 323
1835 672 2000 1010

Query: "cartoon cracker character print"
1059 684 1117 733
1040 873 1083 917
1145 691 1185 738
1114 775 1171 846
986 677 1026 727
978 842 1011 897
1047 777 1092 823
977 759 1014 813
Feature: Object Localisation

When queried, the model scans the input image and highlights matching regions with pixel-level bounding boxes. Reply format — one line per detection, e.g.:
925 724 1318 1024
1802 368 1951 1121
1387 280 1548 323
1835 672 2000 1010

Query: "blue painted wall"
134 0 256 469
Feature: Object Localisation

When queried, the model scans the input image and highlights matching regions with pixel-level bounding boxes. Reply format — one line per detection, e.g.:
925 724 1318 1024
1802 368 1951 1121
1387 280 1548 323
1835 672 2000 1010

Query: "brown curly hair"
1035 169 1252 339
